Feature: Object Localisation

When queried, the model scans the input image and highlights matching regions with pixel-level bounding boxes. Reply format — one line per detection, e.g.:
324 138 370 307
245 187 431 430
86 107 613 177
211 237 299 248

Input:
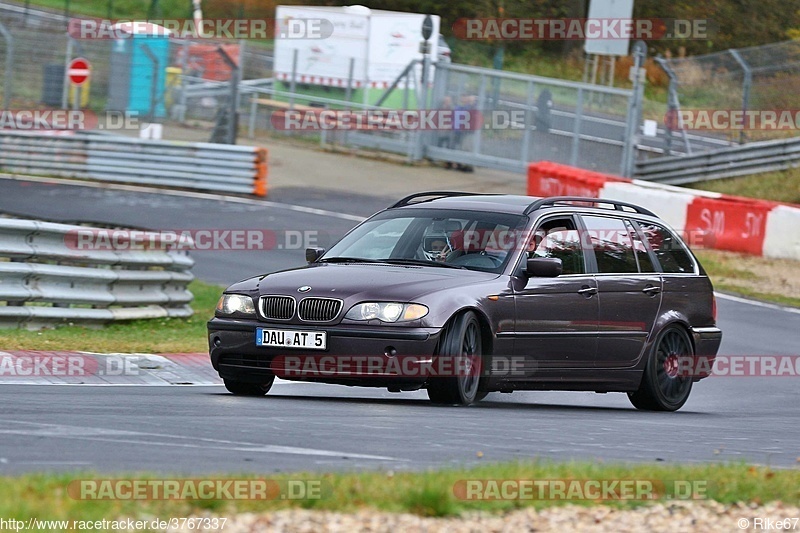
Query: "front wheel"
427 311 484 405
224 376 274 396
628 326 694 411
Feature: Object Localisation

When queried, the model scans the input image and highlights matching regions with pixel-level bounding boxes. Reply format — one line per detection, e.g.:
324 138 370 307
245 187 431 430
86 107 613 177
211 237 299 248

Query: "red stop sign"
68 58 91 85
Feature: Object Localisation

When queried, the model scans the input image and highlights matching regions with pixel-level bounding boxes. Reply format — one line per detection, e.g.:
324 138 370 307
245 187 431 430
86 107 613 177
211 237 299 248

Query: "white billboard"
583 0 635 56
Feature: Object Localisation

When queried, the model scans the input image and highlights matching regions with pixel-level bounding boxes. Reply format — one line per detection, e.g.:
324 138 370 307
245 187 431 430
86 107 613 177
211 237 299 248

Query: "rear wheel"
224 376 274 396
628 326 693 411
427 311 483 405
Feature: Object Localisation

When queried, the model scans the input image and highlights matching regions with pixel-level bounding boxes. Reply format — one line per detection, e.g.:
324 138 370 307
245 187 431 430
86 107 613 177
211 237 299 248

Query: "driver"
421 220 460 262
422 235 451 262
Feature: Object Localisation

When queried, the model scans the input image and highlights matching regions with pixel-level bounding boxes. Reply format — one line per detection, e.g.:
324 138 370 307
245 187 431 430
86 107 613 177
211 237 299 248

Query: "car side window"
581 215 638 274
530 217 585 275
626 220 656 272
638 222 695 274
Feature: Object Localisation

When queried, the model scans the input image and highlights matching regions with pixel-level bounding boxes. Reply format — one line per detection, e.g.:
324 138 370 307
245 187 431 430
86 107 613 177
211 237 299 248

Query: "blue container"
108 28 170 118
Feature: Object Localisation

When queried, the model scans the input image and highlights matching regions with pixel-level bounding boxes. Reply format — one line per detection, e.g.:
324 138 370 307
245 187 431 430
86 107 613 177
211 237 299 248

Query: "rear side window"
638 222 695 274
626 220 656 272
581 215 638 274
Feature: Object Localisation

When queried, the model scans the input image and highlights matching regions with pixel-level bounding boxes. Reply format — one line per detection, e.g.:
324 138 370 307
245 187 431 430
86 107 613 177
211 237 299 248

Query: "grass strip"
2 461 799 520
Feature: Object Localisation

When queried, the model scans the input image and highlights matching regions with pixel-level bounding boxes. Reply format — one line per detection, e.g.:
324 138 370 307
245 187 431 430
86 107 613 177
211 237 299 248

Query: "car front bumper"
207 317 444 385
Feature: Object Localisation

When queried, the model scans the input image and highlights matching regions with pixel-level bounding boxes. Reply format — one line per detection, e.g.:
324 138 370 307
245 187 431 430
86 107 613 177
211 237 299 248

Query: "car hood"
228 263 500 302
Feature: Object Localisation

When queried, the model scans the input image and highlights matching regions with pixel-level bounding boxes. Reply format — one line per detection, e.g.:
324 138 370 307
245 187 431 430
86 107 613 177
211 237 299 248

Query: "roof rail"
524 196 657 217
389 191 484 209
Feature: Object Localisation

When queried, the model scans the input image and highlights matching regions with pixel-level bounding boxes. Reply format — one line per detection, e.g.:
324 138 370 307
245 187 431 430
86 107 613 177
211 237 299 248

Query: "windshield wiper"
380 258 466 269
318 257 382 263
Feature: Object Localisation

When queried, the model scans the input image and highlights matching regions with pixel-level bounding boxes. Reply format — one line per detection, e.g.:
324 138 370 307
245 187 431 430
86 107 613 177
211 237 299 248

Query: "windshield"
322 208 528 273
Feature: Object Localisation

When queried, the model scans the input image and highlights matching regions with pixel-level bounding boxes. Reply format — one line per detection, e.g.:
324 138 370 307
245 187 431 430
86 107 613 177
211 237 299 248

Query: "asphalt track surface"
0 177 798 474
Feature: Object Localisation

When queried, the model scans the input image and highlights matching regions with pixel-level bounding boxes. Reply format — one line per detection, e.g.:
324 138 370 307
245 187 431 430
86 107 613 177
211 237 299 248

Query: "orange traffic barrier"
253 147 268 197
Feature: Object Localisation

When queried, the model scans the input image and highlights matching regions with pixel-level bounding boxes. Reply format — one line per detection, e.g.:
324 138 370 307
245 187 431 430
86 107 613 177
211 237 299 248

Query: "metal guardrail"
635 137 800 185
0 131 268 196
0 217 194 330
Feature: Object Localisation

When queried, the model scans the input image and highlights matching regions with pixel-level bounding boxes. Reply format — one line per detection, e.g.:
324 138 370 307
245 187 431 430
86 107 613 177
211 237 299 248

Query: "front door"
513 215 599 373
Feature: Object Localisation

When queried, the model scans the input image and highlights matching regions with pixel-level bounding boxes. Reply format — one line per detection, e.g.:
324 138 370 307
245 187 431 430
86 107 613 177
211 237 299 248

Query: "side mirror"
526 257 562 277
306 247 325 263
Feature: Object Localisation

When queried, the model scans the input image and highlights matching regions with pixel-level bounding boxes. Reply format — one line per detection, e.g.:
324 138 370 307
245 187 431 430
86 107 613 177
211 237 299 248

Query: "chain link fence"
658 39 800 150
0 8 680 178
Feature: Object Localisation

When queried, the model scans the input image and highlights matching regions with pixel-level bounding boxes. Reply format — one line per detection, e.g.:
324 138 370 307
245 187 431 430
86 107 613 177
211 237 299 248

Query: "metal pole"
655 55 691 156
216 45 240 144
520 80 534 164
72 84 79 111
62 38 73 109
345 57 355 104
177 38 189 122
620 41 646 178
569 88 583 166
248 93 257 138
288 48 297 109
0 22 13 110
473 73 487 157
140 43 160 122
344 57 354 147
729 48 751 144
413 47 431 161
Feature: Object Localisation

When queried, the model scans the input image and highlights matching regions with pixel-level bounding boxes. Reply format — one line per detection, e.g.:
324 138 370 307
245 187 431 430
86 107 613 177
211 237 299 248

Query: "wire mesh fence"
659 39 800 147
0 9 677 178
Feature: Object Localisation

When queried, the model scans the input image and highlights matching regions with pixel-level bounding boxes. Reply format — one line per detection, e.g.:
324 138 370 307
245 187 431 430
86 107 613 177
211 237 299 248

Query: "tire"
427 311 484 405
628 326 694 411
224 376 274 396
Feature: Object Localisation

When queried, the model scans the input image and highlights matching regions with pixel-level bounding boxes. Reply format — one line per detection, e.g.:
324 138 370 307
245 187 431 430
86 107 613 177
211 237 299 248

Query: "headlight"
215 294 256 316
345 302 428 323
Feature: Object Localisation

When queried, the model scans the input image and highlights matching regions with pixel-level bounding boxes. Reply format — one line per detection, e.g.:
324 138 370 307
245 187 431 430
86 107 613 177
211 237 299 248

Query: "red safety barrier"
526 161 798 258
527 161 628 198
685 196 776 256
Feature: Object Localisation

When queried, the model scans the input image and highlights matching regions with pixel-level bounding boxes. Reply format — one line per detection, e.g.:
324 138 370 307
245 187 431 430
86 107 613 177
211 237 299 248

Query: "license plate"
256 328 327 350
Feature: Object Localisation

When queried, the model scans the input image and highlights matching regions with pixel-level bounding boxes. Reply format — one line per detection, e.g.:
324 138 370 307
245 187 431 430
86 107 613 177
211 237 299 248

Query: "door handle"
577 286 598 296
642 285 661 295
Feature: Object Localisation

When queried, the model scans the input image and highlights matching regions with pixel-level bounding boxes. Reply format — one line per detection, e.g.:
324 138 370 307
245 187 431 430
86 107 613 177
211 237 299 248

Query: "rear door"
580 215 663 369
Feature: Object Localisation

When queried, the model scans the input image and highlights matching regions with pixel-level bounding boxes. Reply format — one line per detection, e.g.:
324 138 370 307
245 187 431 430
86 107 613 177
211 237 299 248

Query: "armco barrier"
528 161 800 261
0 217 194 330
0 131 267 197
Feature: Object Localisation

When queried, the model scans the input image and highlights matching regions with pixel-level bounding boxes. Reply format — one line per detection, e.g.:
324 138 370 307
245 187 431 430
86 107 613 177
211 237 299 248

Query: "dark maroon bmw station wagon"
208 193 722 411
